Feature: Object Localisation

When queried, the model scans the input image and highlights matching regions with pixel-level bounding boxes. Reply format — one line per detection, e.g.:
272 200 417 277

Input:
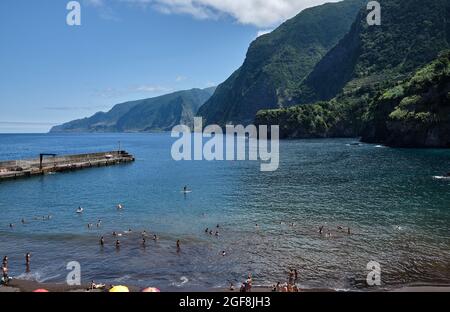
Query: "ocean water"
1 133 450 291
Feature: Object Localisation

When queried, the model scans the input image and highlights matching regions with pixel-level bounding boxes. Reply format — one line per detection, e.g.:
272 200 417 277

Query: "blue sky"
0 0 336 133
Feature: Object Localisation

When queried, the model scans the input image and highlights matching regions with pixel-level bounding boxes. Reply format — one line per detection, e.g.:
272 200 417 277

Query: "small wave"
433 176 450 180
171 276 189 287
15 270 61 283
113 274 132 283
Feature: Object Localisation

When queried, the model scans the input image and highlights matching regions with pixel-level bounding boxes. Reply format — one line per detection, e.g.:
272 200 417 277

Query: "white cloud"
84 0 105 7
134 85 172 92
256 29 273 37
93 85 172 98
117 0 341 27
176 75 188 82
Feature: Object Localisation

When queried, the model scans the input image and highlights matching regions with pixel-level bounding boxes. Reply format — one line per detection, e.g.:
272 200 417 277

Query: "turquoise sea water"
0 133 450 291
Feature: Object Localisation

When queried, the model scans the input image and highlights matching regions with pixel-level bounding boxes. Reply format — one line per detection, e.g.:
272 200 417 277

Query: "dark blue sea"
1 133 450 291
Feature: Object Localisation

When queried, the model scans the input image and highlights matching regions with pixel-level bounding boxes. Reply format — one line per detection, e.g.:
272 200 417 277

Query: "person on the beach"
294 269 298 284
288 269 295 285
246 273 252 292
1 266 9 286
100 236 105 247
276 282 281 292
229 282 234 291
2 256 8 268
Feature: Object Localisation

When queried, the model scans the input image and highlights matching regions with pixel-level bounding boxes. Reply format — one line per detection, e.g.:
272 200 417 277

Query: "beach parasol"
32 289 49 292
109 285 130 292
142 287 160 293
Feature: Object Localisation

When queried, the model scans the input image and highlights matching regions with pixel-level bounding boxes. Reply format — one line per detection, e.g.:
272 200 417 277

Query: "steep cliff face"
257 0 450 147
295 0 450 105
362 51 450 147
197 0 366 125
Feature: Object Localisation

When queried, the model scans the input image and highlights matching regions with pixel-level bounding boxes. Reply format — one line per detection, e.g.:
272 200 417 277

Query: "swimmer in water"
176 240 181 251
222 251 226 256
216 224 220 229
205 228 209 233
215 231 219 237
319 226 324 235
348 227 351 235
115 240 120 248
183 186 188 193
9 223 14 228
21 219 25 224
117 204 123 210
25 253 31 272
153 234 158 241
141 230 147 237
100 236 105 247
2 256 8 268
88 223 93 229
142 238 146 247
112 231 117 237
97 220 102 227
209 230 213 235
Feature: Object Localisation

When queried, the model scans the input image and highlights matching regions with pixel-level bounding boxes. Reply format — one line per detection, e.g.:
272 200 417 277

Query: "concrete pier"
0 151 135 182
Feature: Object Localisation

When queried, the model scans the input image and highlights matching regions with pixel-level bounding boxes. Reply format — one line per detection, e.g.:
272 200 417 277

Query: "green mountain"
256 0 450 146
50 87 215 133
361 50 450 147
295 0 450 105
197 0 366 125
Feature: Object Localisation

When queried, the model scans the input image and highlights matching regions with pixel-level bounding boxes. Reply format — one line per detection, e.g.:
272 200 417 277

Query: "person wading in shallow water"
176 240 181 252
1 266 9 285
1 257 9 285
100 236 105 247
